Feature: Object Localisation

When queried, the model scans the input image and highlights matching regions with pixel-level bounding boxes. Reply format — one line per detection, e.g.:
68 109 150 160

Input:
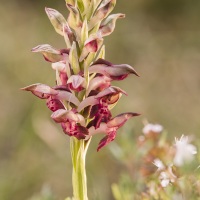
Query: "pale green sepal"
96 45 105 60
63 23 74 48
84 53 95 88
85 1 95 20
94 0 102 10
82 0 90 10
45 7 67 36
69 42 80 74
77 0 85 14
89 21 101 36
81 19 89 48
88 0 116 30
65 0 76 6
67 4 81 31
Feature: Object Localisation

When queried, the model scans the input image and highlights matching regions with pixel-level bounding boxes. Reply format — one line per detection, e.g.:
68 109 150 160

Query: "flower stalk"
71 138 88 200
22 0 140 199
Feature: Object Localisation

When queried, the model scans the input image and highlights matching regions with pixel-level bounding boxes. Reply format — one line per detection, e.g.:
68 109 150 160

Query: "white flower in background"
153 159 165 171
143 123 163 135
159 165 176 187
174 135 197 166
159 172 170 187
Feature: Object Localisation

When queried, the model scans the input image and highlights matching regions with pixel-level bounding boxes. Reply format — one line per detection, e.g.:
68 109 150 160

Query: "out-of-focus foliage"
0 0 200 199
111 123 200 200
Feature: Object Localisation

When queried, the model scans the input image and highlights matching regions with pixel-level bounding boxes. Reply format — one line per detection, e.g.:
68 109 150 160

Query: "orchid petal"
51 109 68 123
52 62 66 72
45 7 67 36
97 131 116 151
51 109 86 126
86 76 111 96
98 13 125 37
89 58 139 80
77 96 99 112
63 23 74 48
107 112 140 128
95 86 127 99
79 35 103 61
32 44 63 63
56 90 80 106
21 83 58 99
88 123 107 137
46 98 65 112
67 75 86 91
75 126 89 139
88 0 116 30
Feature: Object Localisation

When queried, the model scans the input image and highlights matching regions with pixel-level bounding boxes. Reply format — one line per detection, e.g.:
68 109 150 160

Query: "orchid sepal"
45 7 67 36
89 58 139 80
21 83 58 99
31 44 67 63
98 13 125 37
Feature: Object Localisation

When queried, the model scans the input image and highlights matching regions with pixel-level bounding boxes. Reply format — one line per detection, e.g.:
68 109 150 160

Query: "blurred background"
0 0 200 199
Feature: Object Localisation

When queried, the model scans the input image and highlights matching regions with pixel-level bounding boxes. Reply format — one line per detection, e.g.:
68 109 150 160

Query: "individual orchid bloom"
174 135 197 166
78 86 126 112
78 86 127 129
98 13 125 37
79 34 103 62
89 58 139 80
67 74 86 91
21 83 80 109
88 0 116 30
88 112 140 151
21 83 59 99
52 62 70 86
51 109 88 139
32 44 69 63
86 75 111 96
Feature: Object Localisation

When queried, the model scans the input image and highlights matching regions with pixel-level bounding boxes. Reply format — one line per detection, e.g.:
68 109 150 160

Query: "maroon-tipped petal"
21 83 58 99
97 131 116 151
107 112 141 128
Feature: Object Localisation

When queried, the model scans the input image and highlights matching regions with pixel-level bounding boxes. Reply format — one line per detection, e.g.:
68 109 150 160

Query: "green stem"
70 137 89 200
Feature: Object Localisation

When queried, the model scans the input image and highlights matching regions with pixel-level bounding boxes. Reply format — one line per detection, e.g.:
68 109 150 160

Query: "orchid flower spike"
22 0 140 151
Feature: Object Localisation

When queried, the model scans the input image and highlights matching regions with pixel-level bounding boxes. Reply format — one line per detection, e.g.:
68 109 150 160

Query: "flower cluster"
111 123 199 199
22 0 139 151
